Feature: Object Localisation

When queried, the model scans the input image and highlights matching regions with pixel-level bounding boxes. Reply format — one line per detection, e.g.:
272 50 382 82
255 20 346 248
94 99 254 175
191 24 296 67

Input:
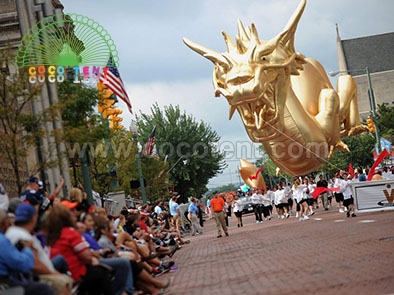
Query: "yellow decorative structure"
238 159 266 189
183 0 367 176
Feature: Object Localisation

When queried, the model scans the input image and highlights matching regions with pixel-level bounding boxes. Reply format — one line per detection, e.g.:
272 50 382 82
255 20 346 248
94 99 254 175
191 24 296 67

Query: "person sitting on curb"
0 208 54 294
6 203 73 295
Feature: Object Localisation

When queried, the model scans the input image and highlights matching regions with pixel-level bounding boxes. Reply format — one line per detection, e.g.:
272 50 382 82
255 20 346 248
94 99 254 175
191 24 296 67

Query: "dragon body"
184 0 367 176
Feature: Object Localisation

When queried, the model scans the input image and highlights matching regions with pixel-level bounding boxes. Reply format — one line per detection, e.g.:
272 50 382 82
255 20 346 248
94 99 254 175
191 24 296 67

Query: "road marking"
334 220 345 222
358 220 376 223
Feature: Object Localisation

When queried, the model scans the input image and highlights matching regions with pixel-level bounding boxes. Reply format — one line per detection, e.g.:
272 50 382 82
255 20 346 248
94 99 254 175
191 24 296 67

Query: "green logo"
15 13 119 68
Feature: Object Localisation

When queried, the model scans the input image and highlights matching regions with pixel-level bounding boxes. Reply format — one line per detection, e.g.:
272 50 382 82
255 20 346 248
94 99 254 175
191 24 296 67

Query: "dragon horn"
237 19 250 41
183 37 229 67
278 0 306 52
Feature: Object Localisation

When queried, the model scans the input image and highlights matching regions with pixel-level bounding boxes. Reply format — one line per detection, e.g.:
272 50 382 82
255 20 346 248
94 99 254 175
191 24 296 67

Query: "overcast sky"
61 0 394 188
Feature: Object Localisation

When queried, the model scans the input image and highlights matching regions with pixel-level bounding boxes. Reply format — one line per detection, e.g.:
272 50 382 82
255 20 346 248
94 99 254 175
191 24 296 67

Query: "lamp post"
329 66 381 153
130 121 147 204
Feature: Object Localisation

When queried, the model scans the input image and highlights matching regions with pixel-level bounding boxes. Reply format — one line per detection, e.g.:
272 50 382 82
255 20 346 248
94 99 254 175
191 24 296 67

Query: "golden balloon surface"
238 159 266 189
184 0 368 176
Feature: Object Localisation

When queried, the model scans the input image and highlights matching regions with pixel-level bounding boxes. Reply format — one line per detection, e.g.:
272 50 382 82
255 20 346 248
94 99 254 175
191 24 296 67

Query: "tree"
0 49 43 196
57 79 111 193
136 103 226 203
109 128 170 202
320 133 375 176
376 103 394 139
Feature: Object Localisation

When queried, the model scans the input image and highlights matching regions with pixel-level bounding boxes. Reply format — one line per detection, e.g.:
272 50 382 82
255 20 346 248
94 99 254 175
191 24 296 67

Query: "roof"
341 32 394 74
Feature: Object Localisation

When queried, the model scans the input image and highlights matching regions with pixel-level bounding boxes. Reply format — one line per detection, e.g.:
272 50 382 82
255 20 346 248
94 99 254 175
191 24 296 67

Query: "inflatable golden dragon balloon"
183 0 368 176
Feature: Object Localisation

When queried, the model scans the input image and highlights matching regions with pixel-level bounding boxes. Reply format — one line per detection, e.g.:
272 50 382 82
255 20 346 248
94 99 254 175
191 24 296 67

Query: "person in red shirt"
210 193 229 238
45 204 113 294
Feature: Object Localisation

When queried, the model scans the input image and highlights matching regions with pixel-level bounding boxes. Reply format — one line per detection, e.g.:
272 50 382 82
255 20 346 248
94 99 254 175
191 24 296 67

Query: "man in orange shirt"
210 193 229 238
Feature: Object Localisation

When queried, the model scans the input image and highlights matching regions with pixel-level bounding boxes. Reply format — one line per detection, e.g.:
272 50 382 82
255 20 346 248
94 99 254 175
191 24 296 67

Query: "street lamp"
329 66 381 153
130 121 147 204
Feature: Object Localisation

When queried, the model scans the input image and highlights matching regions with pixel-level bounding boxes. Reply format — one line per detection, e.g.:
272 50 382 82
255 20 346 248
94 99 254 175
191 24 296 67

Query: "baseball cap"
61 200 79 210
28 176 39 184
14 203 36 223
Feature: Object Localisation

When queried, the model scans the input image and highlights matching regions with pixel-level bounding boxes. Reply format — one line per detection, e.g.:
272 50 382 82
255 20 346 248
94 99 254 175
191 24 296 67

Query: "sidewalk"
161 206 394 295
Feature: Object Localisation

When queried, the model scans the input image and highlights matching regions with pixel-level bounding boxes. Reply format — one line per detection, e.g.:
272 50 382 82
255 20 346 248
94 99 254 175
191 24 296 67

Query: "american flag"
142 126 156 157
99 57 132 114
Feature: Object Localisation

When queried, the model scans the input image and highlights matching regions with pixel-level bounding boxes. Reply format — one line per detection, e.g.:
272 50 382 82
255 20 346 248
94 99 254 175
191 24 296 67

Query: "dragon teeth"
254 108 264 129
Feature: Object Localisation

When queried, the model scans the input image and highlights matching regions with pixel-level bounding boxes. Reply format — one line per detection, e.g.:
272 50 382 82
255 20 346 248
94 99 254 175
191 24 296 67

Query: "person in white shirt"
261 188 272 221
283 181 294 216
292 178 303 218
334 172 346 213
342 173 356 217
307 179 316 216
274 183 289 219
267 187 275 216
299 178 312 221
251 189 263 223
154 201 163 216
231 195 243 227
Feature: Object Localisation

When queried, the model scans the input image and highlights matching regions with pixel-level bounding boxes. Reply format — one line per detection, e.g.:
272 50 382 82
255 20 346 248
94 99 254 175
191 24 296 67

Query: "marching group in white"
245 165 394 222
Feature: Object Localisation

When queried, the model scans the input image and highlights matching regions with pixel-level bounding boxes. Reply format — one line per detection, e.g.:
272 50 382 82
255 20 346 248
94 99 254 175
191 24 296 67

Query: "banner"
351 180 394 212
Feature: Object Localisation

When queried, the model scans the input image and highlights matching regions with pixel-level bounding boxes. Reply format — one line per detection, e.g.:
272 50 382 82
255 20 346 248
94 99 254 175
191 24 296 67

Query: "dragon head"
183 0 307 142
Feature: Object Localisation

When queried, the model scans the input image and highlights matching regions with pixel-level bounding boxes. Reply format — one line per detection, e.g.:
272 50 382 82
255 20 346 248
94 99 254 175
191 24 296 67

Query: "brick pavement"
160 206 394 295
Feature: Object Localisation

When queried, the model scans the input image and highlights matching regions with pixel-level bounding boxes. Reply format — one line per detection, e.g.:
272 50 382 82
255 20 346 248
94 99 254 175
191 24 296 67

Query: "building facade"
0 0 71 198
336 28 394 120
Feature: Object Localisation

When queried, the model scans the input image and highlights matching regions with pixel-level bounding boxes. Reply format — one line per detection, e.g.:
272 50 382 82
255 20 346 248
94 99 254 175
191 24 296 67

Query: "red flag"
348 163 354 178
99 56 133 114
312 187 340 199
249 166 264 180
142 126 156 157
367 149 389 181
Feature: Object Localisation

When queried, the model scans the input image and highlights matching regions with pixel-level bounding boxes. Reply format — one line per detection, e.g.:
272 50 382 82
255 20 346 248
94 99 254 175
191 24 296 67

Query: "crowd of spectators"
0 175 196 295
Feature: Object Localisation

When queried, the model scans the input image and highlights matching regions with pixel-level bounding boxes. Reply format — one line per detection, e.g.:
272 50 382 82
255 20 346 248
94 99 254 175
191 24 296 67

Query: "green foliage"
57 80 112 188
136 103 226 203
320 133 375 176
57 81 110 143
376 103 394 139
0 49 44 195
210 183 239 193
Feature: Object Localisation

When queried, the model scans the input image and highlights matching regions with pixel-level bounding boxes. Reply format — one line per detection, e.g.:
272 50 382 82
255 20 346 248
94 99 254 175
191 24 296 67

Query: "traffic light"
109 108 123 130
366 117 375 133
97 81 116 119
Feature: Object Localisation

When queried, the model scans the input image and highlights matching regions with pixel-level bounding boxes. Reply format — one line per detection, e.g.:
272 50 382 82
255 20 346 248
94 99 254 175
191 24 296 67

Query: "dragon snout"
226 67 254 85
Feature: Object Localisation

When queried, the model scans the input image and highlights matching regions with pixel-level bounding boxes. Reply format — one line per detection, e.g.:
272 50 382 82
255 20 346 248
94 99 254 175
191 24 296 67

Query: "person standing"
292 178 303 218
334 172 346 213
251 189 263 223
261 188 272 221
316 175 329 211
169 194 181 234
210 193 229 238
232 195 243 227
188 198 203 235
342 173 357 217
206 198 212 220
274 183 290 219
299 178 311 221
